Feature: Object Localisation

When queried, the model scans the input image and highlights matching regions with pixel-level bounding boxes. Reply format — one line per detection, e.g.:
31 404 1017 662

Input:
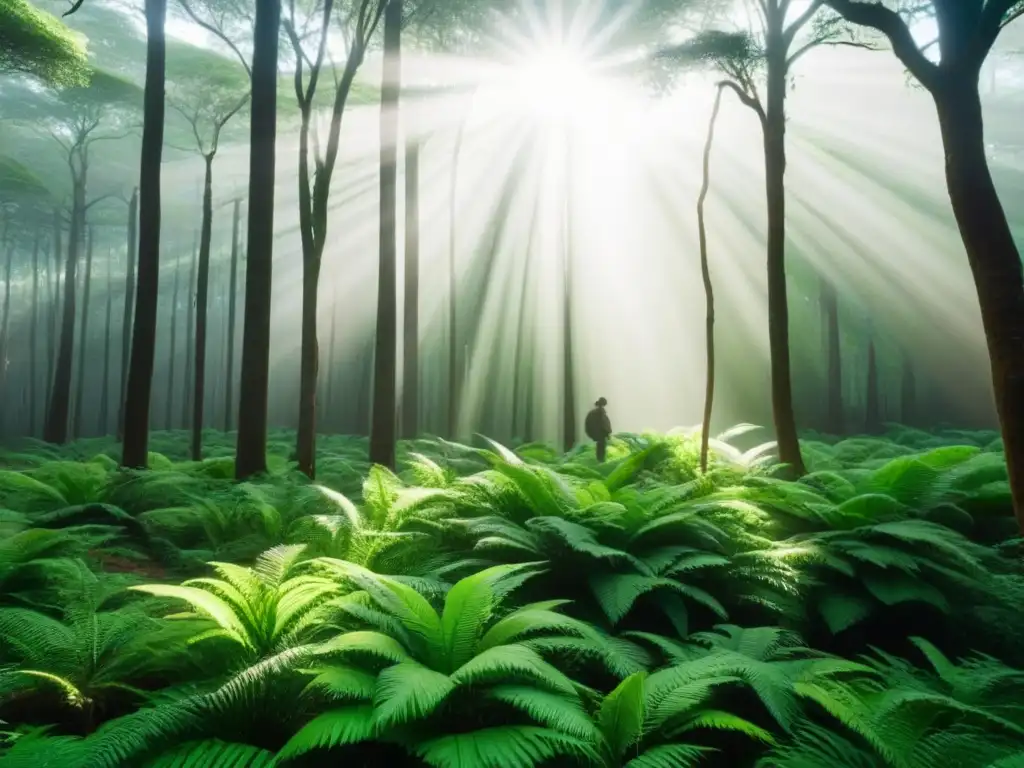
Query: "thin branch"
783 0 824 47
176 0 253 77
787 37 878 66
85 194 117 211
718 78 767 125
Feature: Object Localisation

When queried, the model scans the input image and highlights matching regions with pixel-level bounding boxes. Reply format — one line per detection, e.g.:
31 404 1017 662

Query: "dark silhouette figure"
585 397 612 463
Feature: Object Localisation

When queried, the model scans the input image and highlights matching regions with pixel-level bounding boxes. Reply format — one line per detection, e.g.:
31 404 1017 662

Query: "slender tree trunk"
224 197 240 431
45 183 84 445
934 76 1024 531
122 0 167 468
821 275 842 434
182 233 197 429
99 251 112 434
901 351 915 427
118 187 137 441
448 119 465 439
235 0 281 479
763 46 805 476
72 226 94 440
561 154 576 453
47 212 61 409
29 229 40 436
865 337 880 433
0 239 12 434
402 136 420 440
369 0 401 469
696 85 724 473
324 291 337 432
165 255 180 430
295 103 320 477
192 155 215 461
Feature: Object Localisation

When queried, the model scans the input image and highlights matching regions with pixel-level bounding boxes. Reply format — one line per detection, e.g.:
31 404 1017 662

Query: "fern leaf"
598 671 647 760
415 725 597 768
275 705 375 760
372 661 456 729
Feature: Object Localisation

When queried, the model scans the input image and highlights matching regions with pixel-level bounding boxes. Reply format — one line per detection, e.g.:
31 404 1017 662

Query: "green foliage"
0 0 87 87
0 427 1021 766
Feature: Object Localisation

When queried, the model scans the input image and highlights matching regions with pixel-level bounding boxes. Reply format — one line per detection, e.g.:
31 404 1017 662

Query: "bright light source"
505 43 600 123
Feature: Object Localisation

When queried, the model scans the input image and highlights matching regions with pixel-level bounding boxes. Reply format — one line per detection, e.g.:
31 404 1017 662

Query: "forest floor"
0 425 1022 767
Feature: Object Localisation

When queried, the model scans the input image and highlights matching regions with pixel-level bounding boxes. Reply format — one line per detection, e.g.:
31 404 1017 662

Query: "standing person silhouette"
585 397 613 463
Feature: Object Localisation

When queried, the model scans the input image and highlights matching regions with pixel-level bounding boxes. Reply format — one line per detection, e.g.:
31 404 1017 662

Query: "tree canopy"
0 0 88 86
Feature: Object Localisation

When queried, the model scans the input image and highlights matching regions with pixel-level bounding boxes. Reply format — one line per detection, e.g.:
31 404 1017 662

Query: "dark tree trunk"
821 274 842 434
45 184 84 445
0 239 12 434
295 254 320 475
696 85 724 473
368 0 401 469
235 0 281 479
562 166 576 454
182 234 197 429
324 293 337 431
165 254 180 430
447 119 465 440
72 226 94 440
934 75 1024 531
224 197 241 431
99 252 112 434
29 229 40 436
192 155 215 461
763 48 805 476
865 337 880 433
121 0 166 468
901 352 916 426
402 137 420 440
118 187 137 441
47 212 61 410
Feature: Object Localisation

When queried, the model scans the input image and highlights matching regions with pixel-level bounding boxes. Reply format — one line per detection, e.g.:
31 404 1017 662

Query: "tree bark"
0 238 12 435
295 102 319 477
235 0 281 479
72 226 94 440
118 187 137 441
821 275 842 434
324 291 337 431
901 352 915 426
121 0 166 468
369 0 401 469
44 184 84 445
47 211 61 412
182 233 197 429
224 197 240 431
402 137 420 440
192 155 215 461
763 47 805 476
29 229 39 436
165 250 180 430
696 85 724 473
865 337 880 433
934 76 1024 532
99 250 112 434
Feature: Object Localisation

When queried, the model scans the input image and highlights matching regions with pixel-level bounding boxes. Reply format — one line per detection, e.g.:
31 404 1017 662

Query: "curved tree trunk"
192 154 215 461
696 85 724 474
235 0 281 479
402 137 420 440
72 226 94 440
99 251 112 434
118 187 137 441
224 197 240 431
368 0 401 469
45 183 84 445
295 103 319 477
934 77 1024 532
122 0 166 468
763 51 805 476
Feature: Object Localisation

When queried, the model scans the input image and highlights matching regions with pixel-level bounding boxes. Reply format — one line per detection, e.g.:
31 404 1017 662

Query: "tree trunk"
47 212 61 410
0 239 12 434
45 184 84 445
99 251 112 434
402 136 420 440
696 85 724 473
224 197 240 431
29 229 39 436
561 157 576 454
295 103 320 477
118 187 137 441
821 274 842 434
165 254 180 430
865 337 880 433
122 0 166 468
192 155 215 461
448 119 465 440
763 50 805 476
72 226 94 440
182 233 197 429
369 0 401 469
901 351 915 426
235 0 281 479
934 76 1024 532
324 291 337 431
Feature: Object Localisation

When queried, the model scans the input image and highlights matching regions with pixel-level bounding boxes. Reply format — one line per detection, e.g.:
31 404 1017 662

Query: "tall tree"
122 0 168 468
224 197 241 431
182 235 196 428
821 274 842 434
0 231 11 432
117 187 137 440
447 117 465 440
47 208 62 409
821 0 1024 530
99 248 113 435
235 0 282 479
165 254 181 430
29 229 40 436
402 136 420 440
40 70 139 445
369 0 402 469
865 335 880 433
72 225 94 440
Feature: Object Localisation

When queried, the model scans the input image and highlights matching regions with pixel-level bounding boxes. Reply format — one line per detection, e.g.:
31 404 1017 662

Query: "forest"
1 0 1024 764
